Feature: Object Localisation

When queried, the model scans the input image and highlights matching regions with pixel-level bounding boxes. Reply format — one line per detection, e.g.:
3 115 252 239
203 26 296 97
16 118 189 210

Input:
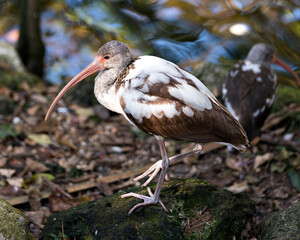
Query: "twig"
260 134 300 152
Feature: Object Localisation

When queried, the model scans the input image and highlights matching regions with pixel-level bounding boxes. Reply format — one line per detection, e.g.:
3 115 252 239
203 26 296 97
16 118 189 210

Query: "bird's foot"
121 187 168 215
133 160 167 187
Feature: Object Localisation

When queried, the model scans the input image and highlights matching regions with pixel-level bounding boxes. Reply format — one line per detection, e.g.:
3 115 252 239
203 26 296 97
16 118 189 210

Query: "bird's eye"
104 55 110 60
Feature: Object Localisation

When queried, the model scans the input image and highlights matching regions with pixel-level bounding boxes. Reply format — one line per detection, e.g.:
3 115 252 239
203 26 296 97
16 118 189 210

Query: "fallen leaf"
6 177 23 187
27 104 40 116
59 155 80 172
270 161 287 173
27 134 52 145
275 148 292 161
0 185 25 197
49 191 78 212
22 173 54 189
225 157 242 171
0 157 7 167
253 153 274 170
31 93 48 104
272 186 290 199
21 158 50 175
55 133 77 150
25 211 45 229
261 115 284 131
77 160 96 171
74 107 95 117
96 181 113 196
0 168 16 178
227 181 249 194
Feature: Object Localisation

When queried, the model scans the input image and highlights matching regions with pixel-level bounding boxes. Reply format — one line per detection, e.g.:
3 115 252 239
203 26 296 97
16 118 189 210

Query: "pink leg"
121 136 171 214
134 144 202 187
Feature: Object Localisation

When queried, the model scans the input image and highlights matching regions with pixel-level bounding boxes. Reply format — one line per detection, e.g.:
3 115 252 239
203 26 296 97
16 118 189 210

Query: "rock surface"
0 198 35 240
0 41 26 72
260 201 300 240
40 178 255 240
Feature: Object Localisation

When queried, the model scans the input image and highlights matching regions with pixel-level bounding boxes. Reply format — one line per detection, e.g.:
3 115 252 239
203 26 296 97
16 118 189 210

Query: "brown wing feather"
223 60 276 140
120 78 249 150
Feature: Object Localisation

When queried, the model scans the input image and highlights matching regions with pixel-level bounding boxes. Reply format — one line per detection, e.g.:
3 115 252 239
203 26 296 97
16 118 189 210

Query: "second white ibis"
45 40 249 215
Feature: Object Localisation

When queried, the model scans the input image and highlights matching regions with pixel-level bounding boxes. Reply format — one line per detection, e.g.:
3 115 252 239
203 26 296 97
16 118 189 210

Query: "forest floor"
0 82 299 239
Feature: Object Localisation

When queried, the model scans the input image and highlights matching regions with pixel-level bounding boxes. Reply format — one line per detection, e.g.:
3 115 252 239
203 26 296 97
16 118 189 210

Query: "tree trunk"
17 0 45 78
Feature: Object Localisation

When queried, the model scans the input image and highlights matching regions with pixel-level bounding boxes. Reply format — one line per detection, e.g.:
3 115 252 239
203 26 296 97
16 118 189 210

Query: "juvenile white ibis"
223 43 300 141
45 40 249 215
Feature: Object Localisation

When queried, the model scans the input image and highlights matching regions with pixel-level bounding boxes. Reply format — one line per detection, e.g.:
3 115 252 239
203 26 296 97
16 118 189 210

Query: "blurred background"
1 0 300 84
0 0 299 238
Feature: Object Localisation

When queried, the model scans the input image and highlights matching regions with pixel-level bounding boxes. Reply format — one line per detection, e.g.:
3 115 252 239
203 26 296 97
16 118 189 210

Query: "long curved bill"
272 54 300 87
45 59 104 121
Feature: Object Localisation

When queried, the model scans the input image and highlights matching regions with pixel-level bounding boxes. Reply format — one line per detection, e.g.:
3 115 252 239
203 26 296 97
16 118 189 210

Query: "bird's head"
45 41 133 121
246 43 299 86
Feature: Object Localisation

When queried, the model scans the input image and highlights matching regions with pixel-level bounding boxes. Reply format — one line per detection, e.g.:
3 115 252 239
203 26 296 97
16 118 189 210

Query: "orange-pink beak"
272 54 300 87
45 56 106 121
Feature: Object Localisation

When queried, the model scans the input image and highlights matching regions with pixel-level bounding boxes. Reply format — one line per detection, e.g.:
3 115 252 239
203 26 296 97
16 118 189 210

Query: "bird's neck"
95 68 120 91
93 60 133 114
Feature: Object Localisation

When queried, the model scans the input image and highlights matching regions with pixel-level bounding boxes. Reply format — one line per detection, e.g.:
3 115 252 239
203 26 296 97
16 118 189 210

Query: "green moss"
0 198 35 240
273 85 300 112
260 202 300 240
40 178 255 240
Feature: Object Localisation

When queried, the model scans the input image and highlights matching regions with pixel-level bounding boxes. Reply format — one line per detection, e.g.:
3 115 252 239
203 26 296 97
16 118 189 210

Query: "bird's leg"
121 137 170 215
134 144 202 187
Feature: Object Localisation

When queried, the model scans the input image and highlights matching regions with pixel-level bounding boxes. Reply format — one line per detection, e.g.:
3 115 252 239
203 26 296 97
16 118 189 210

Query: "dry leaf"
27 104 40 116
0 157 7 168
253 153 274 170
59 155 80 172
55 132 77 150
227 181 249 194
77 160 96 171
31 93 48 104
25 211 45 229
49 191 78 212
96 180 113 196
6 177 23 187
0 185 25 197
27 134 52 145
25 158 50 174
75 107 95 117
225 157 242 171
0 168 16 178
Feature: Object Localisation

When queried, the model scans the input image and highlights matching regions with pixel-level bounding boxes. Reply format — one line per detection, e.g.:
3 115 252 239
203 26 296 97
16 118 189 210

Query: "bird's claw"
134 160 166 187
121 187 168 215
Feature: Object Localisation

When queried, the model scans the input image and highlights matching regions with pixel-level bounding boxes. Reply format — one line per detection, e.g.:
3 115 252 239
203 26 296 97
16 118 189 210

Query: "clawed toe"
133 160 163 187
121 187 168 215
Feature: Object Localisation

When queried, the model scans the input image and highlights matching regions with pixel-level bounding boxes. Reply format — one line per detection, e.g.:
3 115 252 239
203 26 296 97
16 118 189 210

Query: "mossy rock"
0 198 35 240
40 178 255 240
260 201 300 240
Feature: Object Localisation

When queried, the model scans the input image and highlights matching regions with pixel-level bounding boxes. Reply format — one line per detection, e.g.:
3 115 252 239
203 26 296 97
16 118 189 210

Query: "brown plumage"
223 43 300 141
45 40 249 215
